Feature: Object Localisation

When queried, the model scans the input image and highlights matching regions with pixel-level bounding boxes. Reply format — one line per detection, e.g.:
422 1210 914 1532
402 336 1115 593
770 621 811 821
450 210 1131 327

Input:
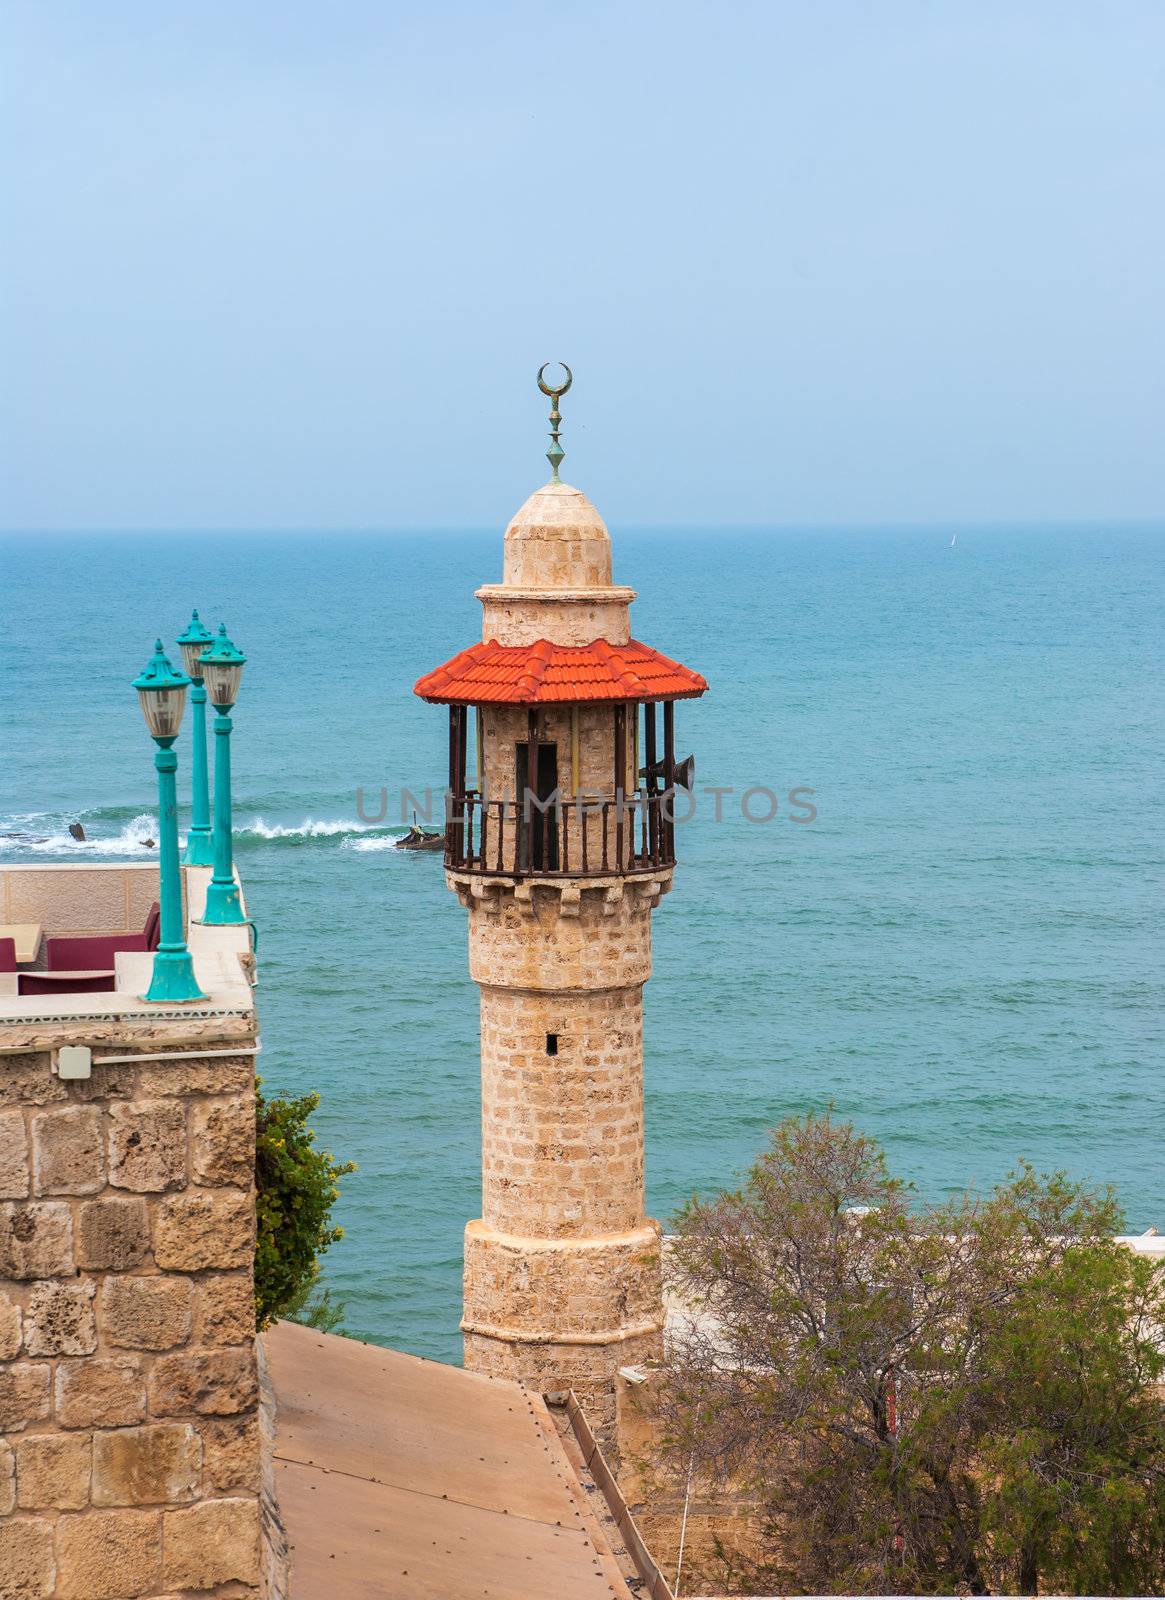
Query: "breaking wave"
0 808 410 858
0 812 158 857
236 817 416 849
236 816 387 844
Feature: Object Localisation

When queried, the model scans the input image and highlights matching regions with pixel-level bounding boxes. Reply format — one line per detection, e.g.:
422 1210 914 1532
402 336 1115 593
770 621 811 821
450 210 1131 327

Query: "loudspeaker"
639 753 696 790
671 753 696 791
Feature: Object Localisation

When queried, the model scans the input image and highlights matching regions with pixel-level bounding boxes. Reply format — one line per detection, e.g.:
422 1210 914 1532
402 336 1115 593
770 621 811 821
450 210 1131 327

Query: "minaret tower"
415 366 707 1440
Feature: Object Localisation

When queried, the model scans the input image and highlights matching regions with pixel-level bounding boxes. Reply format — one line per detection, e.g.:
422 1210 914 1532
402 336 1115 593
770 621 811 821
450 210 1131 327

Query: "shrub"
281 1279 351 1336
254 1082 356 1331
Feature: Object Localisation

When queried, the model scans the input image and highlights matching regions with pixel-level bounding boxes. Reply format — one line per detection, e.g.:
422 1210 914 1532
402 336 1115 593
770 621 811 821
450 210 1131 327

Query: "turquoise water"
1 525 1161 1361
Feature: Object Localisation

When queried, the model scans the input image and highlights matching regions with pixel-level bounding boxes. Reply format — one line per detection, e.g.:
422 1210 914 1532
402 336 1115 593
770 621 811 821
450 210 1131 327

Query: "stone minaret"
415 367 706 1440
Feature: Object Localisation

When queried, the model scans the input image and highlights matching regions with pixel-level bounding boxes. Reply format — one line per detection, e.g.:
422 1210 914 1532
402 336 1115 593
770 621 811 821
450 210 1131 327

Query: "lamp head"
132 640 190 744
176 609 215 682
199 624 247 710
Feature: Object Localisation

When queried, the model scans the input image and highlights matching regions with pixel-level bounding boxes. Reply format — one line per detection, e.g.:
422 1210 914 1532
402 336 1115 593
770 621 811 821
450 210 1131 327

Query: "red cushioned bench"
45 902 160 971
18 970 117 996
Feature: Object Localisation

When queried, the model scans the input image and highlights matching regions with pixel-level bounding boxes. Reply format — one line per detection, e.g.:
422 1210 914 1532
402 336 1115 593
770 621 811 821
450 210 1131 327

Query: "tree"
253 1082 356 1331
977 1240 1165 1593
658 1111 1165 1595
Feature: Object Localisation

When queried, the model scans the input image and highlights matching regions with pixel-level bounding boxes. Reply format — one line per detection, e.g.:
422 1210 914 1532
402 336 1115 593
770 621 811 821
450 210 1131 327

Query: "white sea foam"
237 816 367 841
236 816 412 849
346 835 407 853
0 810 405 858
0 813 158 857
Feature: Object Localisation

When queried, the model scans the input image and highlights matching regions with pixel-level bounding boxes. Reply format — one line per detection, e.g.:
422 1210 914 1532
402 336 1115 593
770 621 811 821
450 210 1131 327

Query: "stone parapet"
462 875 665 989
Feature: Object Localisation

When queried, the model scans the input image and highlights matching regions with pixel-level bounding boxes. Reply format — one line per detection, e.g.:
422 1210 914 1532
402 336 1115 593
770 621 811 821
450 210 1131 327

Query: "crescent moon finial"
537 362 573 481
537 362 572 399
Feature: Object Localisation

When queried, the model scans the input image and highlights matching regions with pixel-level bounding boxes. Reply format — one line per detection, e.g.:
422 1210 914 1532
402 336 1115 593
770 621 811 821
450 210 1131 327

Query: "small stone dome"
502 480 613 590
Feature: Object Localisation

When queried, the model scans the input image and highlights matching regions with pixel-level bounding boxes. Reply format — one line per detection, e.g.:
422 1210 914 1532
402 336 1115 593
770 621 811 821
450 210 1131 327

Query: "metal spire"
537 362 573 482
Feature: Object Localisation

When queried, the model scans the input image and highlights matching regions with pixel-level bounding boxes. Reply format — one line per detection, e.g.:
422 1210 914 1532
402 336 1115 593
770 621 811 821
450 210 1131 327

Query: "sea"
1 523 1161 1361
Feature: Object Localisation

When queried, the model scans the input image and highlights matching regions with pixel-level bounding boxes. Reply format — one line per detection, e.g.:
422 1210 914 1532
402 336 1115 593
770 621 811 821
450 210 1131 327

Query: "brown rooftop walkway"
263 1319 636 1600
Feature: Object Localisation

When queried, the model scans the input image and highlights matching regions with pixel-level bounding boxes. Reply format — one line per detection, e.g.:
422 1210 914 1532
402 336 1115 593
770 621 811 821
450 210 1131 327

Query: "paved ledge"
0 950 255 1042
0 862 254 1036
262 1319 638 1600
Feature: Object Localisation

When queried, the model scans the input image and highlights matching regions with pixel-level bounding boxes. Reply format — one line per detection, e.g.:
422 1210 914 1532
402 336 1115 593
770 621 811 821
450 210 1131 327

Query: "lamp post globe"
132 642 206 1003
177 609 215 866
198 624 248 926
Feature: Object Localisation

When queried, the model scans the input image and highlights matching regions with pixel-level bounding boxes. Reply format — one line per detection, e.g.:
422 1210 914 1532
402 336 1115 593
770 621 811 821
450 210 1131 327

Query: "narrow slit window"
545 1033 559 1056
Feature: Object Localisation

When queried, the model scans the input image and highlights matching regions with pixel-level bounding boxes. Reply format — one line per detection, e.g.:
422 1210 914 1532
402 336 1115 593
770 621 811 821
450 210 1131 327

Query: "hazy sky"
2 1 1163 530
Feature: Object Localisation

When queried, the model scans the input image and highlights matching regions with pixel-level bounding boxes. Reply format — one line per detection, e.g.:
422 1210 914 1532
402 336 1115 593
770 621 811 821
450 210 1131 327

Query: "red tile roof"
414 638 708 705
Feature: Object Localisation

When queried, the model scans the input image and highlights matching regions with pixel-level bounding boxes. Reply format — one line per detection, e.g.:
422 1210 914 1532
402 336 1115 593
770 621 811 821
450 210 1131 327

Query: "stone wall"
478 591 634 647
0 866 164 941
0 1045 261 1599
616 1370 772 1597
478 984 644 1237
479 703 633 802
464 1313 662 1444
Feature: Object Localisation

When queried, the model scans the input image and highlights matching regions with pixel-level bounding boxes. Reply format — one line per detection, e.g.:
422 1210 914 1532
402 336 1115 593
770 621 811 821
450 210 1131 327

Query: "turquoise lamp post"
177 609 215 866
199 625 248 925
133 643 206 1003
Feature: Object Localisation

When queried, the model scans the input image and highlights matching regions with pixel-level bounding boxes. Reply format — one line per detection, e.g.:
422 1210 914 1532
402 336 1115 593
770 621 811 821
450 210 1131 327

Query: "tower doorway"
516 742 559 871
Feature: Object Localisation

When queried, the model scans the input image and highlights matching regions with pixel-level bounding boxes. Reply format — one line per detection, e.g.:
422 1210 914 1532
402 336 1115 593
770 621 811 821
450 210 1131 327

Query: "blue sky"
2 1 1162 530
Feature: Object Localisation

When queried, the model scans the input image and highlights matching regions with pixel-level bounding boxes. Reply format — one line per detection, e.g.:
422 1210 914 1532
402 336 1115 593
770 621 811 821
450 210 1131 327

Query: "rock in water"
69 822 86 841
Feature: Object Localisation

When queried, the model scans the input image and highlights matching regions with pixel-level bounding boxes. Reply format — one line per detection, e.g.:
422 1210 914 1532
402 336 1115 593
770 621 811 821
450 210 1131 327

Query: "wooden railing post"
614 705 626 871
662 701 675 862
644 700 658 863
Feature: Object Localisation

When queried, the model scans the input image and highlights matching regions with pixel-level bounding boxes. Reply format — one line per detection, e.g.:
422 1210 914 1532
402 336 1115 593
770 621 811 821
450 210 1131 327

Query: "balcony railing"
446 791 676 878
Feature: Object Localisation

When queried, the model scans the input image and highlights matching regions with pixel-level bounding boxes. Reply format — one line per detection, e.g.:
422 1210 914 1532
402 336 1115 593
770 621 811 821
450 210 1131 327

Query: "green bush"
280 1279 351 1336
254 1082 356 1331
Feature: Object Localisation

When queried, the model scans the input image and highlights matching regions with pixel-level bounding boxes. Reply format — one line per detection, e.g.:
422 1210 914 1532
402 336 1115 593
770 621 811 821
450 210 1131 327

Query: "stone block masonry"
457 877 671 1447
0 1045 261 1598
